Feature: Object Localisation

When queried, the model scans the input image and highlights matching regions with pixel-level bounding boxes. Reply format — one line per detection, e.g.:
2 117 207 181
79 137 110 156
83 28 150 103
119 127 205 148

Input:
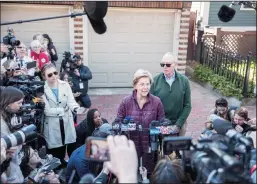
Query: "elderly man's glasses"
160 63 171 67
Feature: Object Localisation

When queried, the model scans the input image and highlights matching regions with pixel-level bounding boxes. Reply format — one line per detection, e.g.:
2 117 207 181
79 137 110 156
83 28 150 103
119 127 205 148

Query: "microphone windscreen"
212 117 233 135
84 1 108 34
218 5 236 22
79 174 95 183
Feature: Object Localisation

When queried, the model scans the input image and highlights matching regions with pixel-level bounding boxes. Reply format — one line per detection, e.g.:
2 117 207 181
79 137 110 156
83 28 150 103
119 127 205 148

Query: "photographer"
69 54 92 108
0 86 25 183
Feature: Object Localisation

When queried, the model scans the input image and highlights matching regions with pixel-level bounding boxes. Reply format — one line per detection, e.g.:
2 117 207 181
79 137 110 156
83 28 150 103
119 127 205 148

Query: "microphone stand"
1 12 86 26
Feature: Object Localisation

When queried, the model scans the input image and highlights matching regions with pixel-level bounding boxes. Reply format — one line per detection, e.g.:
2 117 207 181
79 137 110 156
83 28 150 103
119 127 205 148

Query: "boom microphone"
218 4 236 22
83 1 108 34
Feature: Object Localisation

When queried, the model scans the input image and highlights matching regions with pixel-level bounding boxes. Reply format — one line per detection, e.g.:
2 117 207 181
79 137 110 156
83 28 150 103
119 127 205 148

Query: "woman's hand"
139 166 147 180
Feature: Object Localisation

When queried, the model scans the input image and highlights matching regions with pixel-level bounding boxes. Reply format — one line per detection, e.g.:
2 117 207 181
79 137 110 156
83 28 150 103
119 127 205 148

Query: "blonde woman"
30 40 50 70
41 63 85 166
117 69 165 175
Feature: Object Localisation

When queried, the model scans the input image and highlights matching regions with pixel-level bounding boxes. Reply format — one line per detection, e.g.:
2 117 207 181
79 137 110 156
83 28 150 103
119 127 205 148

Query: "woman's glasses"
47 71 58 78
160 63 172 67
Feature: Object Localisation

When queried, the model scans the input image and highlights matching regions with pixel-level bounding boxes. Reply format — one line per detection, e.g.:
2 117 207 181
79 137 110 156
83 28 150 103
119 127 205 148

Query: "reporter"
232 107 252 134
0 86 25 183
76 109 108 148
41 63 84 165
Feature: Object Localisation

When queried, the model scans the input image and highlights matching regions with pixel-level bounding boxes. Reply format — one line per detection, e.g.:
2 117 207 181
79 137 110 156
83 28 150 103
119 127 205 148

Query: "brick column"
73 2 84 58
177 2 191 74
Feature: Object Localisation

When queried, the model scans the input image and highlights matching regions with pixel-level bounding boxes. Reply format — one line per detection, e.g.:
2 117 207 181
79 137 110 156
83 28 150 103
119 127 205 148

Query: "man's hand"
172 125 180 134
105 135 138 183
235 125 244 133
139 166 147 180
74 69 80 77
247 118 256 126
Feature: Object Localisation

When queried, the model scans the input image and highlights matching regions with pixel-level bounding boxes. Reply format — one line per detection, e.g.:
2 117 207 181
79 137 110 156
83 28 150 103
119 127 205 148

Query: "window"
240 4 255 11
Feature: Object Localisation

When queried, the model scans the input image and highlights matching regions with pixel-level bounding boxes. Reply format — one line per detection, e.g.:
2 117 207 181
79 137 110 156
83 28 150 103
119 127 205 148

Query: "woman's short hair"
30 40 42 50
151 159 192 184
133 69 153 86
235 107 249 120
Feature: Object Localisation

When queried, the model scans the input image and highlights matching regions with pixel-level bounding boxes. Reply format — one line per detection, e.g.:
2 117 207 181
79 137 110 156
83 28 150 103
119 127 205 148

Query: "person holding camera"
41 63 85 166
69 54 92 108
0 86 25 183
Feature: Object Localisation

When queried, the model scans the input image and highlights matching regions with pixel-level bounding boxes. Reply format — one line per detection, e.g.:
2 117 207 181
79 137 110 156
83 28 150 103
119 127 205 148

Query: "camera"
2 28 20 47
1 124 37 150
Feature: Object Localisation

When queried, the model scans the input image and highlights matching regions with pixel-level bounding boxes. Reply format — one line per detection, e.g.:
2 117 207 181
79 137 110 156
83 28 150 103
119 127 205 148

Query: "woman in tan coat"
41 63 84 165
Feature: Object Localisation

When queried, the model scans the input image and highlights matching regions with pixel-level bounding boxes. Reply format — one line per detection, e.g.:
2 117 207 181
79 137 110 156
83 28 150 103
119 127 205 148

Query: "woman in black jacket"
75 108 108 148
43 34 58 66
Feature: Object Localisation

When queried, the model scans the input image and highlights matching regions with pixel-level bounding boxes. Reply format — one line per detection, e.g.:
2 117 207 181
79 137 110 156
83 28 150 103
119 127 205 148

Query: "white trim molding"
240 4 255 11
201 2 210 26
173 11 181 56
83 14 89 66
1 3 69 9
69 6 75 54
205 26 256 32
108 7 179 13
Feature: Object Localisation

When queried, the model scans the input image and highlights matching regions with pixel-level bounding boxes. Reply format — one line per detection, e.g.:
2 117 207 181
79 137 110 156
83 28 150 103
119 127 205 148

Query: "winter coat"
42 79 79 149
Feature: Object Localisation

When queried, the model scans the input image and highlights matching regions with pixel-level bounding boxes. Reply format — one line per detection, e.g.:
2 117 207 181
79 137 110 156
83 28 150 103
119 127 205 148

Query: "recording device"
218 1 257 22
79 174 95 184
60 51 72 72
2 28 20 47
2 28 20 60
85 137 109 162
83 1 108 34
1 124 37 149
26 61 37 69
164 116 255 183
39 157 61 174
112 117 137 133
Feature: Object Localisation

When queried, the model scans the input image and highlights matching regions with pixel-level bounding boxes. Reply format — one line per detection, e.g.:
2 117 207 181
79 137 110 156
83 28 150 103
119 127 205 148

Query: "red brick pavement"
81 81 256 140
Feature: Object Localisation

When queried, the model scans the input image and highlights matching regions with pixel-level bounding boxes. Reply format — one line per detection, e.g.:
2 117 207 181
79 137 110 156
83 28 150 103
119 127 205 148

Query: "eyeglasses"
17 46 26 49
160 63 172 67
47 71 58 78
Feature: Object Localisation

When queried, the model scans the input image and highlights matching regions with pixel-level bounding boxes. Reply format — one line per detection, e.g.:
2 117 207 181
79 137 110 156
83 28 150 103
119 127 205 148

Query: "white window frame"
240 4 255 11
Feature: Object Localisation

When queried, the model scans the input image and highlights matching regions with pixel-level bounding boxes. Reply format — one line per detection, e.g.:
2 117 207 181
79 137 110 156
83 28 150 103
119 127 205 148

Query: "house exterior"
193 1 256 32
1 1 192 87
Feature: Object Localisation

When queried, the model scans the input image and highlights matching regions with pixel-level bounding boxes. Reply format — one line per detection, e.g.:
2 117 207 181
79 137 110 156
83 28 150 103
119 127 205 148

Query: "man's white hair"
161 52 178 63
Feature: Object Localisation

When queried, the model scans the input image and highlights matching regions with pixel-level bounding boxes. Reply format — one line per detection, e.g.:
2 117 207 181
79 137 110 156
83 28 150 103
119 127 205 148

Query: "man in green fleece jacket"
150 52 192 136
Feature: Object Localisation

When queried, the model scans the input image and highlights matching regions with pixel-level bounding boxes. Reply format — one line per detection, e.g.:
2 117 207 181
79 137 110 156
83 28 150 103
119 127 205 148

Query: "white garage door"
87 8 176 87
1 3 70 70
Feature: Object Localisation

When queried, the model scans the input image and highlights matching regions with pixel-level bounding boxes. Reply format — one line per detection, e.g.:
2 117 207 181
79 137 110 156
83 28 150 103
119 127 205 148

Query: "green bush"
194 65 244 99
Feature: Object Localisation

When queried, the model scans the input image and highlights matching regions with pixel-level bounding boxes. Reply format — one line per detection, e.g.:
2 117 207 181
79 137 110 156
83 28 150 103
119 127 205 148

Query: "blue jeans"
76 94 91 108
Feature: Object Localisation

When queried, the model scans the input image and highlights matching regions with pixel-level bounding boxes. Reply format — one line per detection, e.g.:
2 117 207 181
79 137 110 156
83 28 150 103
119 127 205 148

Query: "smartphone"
27 61 37 69
85 136 109 162
163 136 192 155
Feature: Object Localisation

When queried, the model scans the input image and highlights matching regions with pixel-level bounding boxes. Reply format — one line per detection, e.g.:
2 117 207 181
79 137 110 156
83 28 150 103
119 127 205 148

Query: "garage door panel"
1 4 70 70
88 9 175 87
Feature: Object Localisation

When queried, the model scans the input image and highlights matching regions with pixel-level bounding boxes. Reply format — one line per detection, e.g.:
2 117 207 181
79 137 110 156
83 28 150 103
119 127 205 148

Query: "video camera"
162 116 255 183
1 124 37 150
7 76 45 130
2 28 20 60
60 51 75 72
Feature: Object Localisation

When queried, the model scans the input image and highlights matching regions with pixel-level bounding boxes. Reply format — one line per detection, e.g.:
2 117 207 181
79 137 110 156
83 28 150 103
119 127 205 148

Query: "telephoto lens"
1 124 37 149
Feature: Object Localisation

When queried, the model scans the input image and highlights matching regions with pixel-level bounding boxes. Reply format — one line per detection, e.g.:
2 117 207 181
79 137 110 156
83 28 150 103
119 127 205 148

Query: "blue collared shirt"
164 71 176 87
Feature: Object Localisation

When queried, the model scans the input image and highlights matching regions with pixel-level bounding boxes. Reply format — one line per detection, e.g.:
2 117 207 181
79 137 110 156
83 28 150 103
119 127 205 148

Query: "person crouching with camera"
0 86 25 183
69 54 92 108
41 63 85 167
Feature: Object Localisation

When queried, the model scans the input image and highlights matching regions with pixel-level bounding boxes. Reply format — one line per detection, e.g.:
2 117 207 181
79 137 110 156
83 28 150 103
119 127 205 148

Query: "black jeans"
76 94 91 108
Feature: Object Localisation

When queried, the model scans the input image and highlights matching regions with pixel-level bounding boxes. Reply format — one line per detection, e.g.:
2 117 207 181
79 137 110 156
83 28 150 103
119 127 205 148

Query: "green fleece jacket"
150 71 192 128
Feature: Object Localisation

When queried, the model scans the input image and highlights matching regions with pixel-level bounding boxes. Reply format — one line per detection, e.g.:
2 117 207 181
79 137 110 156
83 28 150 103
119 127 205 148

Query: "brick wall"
72 2 84 58
177 2 191 74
